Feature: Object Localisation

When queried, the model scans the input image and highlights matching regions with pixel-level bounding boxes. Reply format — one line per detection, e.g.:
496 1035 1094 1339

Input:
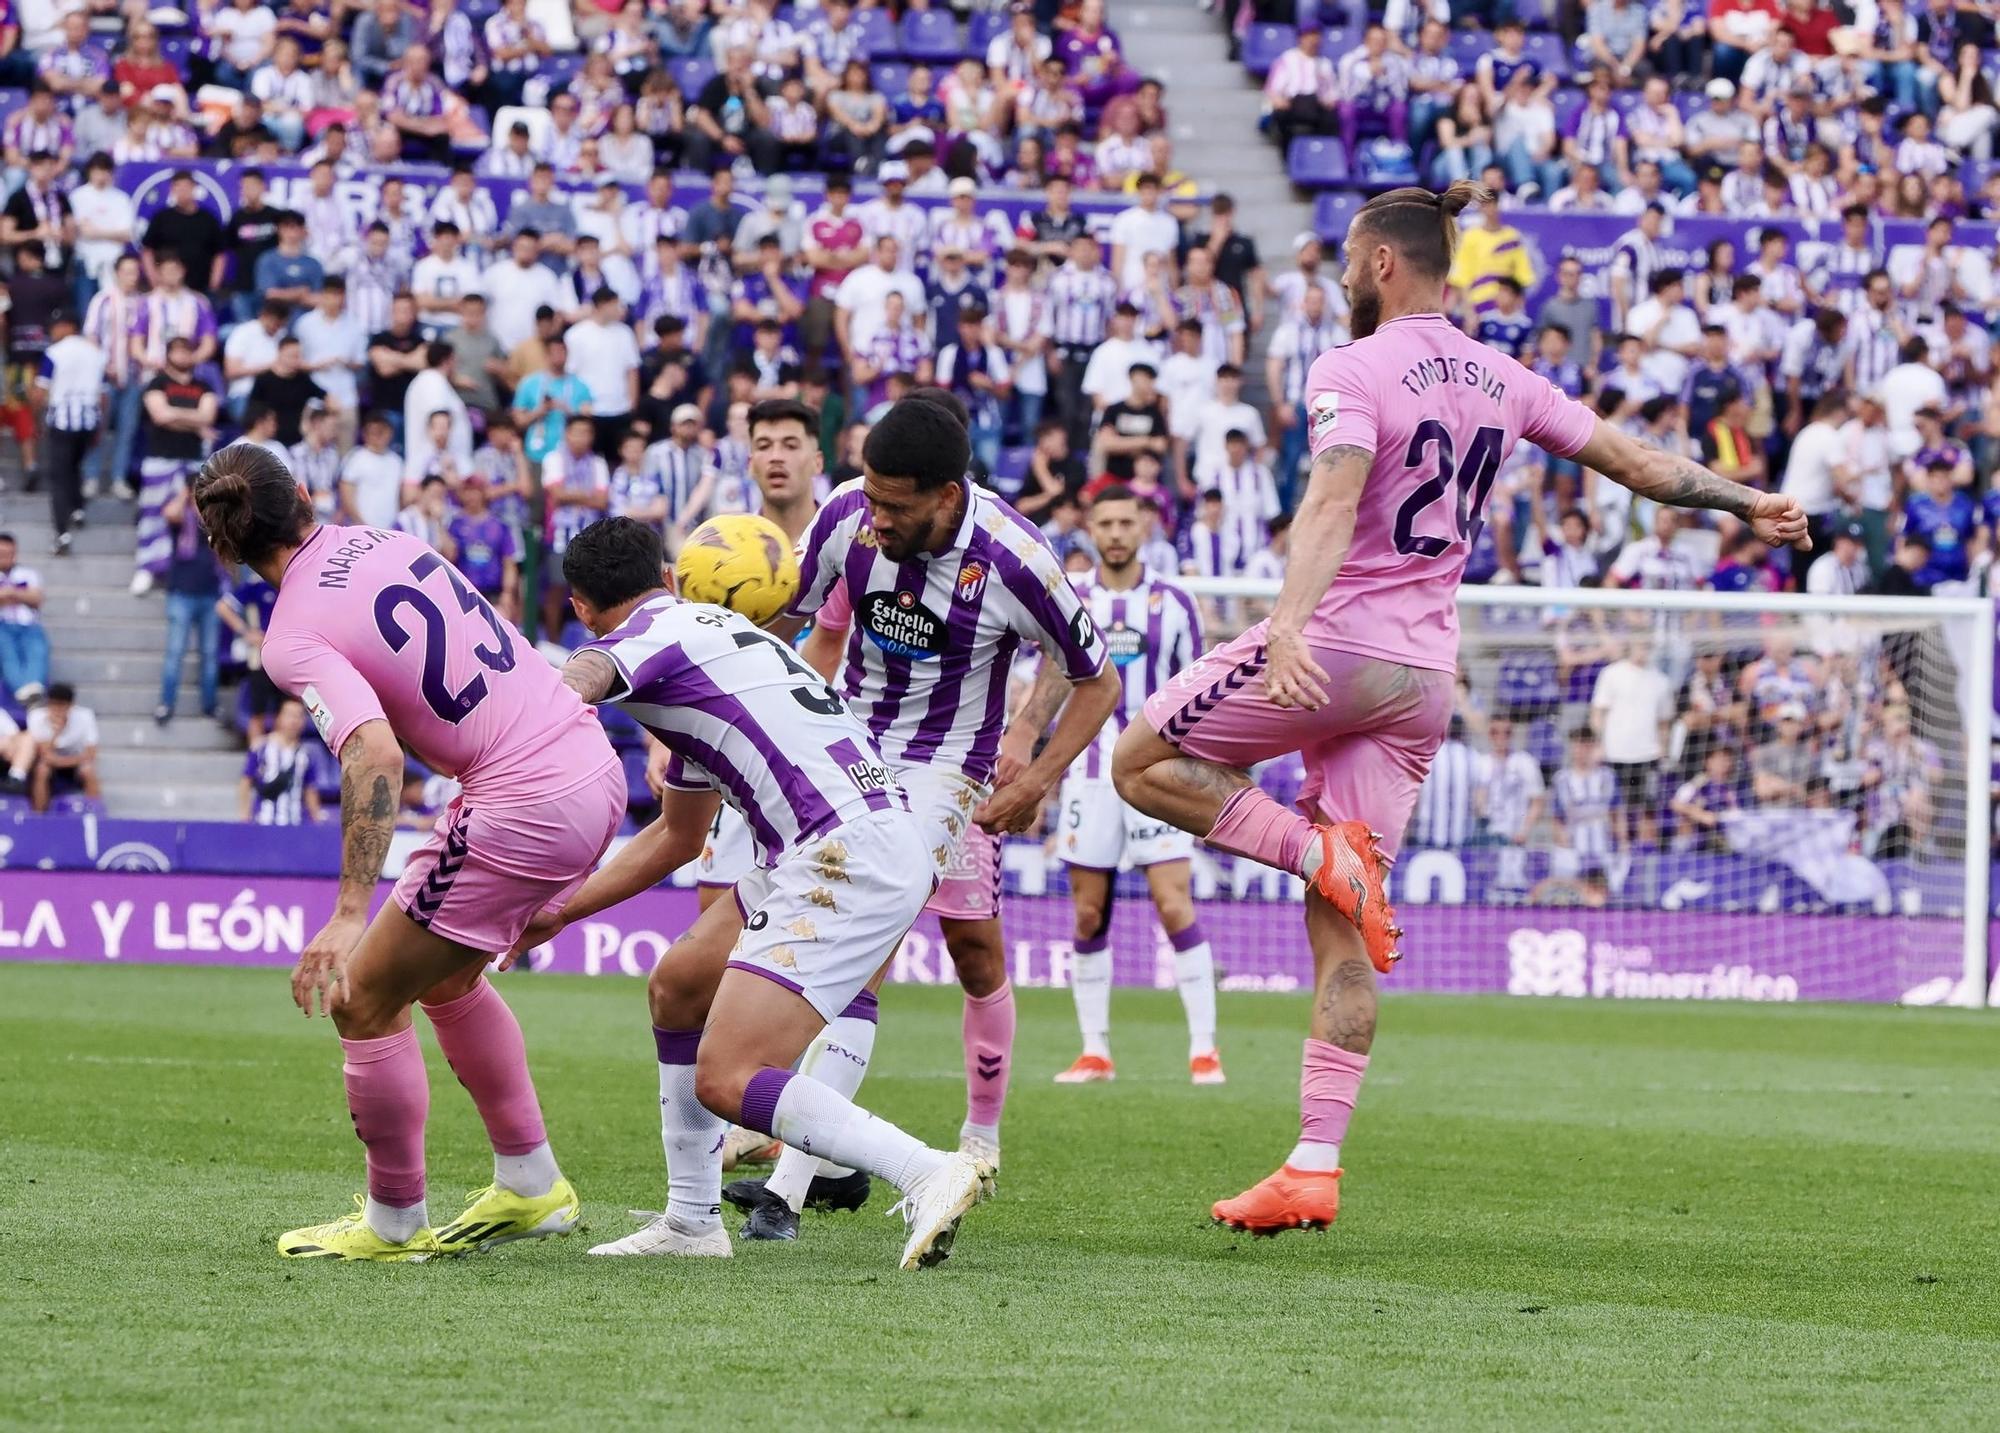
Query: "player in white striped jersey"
529 518 994 1271
1050 486 1221 1086
1552 730 1616 874
785 392 1121 1171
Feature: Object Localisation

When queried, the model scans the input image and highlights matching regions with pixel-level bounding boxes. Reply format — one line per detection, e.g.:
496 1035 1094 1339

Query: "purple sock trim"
739 1065 795 1136
838 989 880 1024
1169 923 1207 953
653 1026 702 1064
1075 933 1110 955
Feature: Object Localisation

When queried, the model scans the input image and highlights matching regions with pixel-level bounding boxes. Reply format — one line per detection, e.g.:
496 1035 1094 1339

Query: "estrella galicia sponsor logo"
863 589 948 660
1105 621 1145 668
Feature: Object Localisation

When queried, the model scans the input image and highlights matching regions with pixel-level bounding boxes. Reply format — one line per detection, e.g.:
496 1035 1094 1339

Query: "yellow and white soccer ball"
674 513 800 626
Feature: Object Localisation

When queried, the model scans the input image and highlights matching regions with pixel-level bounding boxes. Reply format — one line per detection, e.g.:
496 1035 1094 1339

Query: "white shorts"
1056 774 1192 870
697 804 756 888
898 763 999 922
727 806 937 1020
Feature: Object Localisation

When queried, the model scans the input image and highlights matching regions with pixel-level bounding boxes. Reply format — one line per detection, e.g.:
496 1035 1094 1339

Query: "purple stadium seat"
1320 23 1355 56
1313 189 1361 242
1495 652 1560 718
898 9 963 61
854 6 896 53
668 56 714 97
1961 157 2000 193
870 61 911 99
159 35 193 79
1610 88 1645 119
1551 87 1586 133
1673 90 1704 120
1447 31 1486 71
1243 23 1296 76
1287 135 1350 189
993 445 1031 488
1521 32 1569 78
968 10 1009 50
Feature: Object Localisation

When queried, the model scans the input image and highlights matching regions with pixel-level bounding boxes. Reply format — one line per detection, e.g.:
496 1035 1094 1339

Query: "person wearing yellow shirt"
1446 187 1535 316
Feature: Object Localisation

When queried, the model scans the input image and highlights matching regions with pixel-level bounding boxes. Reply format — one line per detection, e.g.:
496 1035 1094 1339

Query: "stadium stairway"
0 485 243 820
1119 0 1315 408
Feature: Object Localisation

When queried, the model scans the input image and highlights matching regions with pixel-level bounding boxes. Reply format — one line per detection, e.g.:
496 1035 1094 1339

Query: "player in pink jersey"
190 445 627 1263
1113 183 1809 1235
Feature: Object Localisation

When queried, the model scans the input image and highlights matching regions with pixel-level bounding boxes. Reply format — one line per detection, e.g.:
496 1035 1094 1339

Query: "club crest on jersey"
862 589 948 660
1308 392 1340 440
955 560 987 604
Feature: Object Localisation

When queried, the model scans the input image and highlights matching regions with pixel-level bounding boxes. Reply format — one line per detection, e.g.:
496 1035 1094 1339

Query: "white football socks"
1172 935 1218 1059
770 1074 945 1194
660 1058 725 1227
766 1011 877 1211
493 1141 559 1199
365 1196 428 1243
1070 945 1112 1059
1285 1140 1341 1173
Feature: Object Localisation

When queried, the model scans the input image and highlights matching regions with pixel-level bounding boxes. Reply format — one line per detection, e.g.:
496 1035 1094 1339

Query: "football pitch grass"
5 964 1999 1431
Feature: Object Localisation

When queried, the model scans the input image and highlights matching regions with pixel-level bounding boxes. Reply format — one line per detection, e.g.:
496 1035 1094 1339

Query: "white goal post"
1178 576 1996 1007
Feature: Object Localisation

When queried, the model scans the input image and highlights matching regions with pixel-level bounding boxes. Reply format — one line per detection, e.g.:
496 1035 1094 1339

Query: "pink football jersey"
263 525 614 805
1303 313 1597 672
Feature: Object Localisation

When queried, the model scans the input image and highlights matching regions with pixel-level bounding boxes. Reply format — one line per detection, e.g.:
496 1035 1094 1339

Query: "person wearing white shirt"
1590 638 1674 846
1876 343 1948 458
1781 392 1854 529
1836 393 1895 553
294 279 365 422
1476 719 1546 847
68 154 135 293
1625 270 1703 397
484 230 566 352
221 305 285 411
402 345 474 481
426 169 501 259
563 291 641 433
1107 177 1180 291
1078 305 1163 414
833 236 926 353
1187 366 1267 484
409 224 484 334
338 414 406 528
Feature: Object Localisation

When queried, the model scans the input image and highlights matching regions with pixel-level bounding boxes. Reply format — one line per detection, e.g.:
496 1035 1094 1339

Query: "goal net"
1160 577 1995 1008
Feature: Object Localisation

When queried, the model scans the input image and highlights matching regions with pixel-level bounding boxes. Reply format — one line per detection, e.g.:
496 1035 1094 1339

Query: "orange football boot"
1308 821 1403 973
1211 1166 1342 1235
1189 1051 1226 1085
1053 1053 1116 1084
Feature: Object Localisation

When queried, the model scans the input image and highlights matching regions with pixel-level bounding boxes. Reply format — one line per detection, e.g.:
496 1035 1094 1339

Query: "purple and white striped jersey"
585 594 909 868
1068 569 1201 780
790 478 1110 785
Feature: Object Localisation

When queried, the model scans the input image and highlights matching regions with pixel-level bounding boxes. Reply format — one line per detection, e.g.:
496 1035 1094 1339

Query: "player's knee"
1071 899 1110 944
944 922 1006 997
691 1048 747 1123
647 949 709 1029
1156 893 1197 931
419 963 484 1009
331 980 404 1041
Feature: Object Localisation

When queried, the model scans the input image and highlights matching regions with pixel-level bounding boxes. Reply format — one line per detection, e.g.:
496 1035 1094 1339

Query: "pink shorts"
1142 626 1454 859
928 818 998 921
392 760 626 952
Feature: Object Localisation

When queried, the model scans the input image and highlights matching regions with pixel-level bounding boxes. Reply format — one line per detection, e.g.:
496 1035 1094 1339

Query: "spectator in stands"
1670 745 1741 853
1263 23 1336 152
0 532 47 703
1751 701 1816 806
1591 635 1673 848
154 476 223 725
1411 715 1477 850
134 336 217 597
1552 728 1615 874
27 682 98 814
240 696 321 825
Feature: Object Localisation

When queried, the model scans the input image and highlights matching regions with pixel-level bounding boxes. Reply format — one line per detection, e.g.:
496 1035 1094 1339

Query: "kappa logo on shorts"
786 916 819 940
811 840 851 883
808 886 839 909
770 945 798 968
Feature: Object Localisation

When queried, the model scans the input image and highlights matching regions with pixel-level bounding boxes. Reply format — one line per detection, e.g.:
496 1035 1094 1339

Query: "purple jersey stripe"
900 531 996 766
790 483 870 616
963 630 1021 782
863 556 928 743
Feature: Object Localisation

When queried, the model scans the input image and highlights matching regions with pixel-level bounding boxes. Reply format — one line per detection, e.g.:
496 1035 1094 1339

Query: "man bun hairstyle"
863 393 971 491
1352 180 1489 280
191 442 315 568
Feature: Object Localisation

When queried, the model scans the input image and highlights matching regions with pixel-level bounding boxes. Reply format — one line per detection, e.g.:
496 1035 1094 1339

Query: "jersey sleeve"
1303 347 1378 459
786 480 868 619
263 626 387 757
1517 368 1598 460
814 574 853 633
661 752 715 793
996 528 1108 682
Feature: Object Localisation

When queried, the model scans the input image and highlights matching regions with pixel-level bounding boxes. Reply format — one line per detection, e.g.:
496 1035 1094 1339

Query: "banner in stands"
1500 210 2000 320
112 161 1133 242
0 872 1968 1005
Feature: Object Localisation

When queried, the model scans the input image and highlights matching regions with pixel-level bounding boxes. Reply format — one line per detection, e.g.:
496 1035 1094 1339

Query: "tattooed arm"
994 659 1073 783
1568 417 1811 549
1261 443 1373 711
561 649 621 704
290 719 401 1017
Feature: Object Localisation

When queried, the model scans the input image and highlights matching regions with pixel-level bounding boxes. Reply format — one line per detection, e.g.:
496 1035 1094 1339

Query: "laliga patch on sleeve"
301 684 336 746
1308 391 1340 439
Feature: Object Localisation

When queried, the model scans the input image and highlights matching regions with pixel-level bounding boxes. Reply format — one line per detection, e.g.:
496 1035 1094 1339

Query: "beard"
1349 274 1381 339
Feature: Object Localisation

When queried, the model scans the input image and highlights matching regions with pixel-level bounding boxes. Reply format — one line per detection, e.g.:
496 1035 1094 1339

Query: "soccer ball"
675 513 800 626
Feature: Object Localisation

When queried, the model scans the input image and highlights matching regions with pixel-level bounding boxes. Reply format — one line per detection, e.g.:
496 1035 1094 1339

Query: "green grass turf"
4 964 1999 1431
